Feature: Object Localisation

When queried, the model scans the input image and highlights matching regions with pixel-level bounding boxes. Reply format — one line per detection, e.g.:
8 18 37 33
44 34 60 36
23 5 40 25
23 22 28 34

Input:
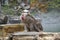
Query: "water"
41 9 60 32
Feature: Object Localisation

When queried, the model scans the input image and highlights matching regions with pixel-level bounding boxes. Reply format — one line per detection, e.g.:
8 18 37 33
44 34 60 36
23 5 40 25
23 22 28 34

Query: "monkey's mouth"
21 16 26 21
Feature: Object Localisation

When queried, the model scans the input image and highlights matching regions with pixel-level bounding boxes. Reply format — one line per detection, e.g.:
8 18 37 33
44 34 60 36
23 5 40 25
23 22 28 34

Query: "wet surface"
41 9 60 32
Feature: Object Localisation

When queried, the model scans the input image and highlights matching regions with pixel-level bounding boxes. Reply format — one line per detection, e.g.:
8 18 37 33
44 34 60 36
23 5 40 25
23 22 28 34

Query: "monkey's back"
23 14 43 32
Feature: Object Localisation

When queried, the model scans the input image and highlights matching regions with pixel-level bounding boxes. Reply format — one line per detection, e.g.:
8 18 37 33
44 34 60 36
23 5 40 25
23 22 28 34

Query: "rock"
38 32 60 40
0 15 8 24
54 38 60 40
0 32 60 40
12 32 60 40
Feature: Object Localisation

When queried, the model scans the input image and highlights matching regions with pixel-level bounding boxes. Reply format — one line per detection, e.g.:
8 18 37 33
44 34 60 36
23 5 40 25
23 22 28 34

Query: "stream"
41 9 60 32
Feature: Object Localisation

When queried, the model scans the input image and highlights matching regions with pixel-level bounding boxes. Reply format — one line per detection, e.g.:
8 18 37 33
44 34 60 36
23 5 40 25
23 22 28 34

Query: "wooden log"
0 23 25 37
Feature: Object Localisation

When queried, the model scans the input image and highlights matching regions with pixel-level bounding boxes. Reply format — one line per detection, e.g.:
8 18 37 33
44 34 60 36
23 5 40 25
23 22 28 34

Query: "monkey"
20 10 43 32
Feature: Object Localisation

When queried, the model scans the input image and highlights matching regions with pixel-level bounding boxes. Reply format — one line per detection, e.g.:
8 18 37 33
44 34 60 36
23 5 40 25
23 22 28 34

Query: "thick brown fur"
22 14 43 32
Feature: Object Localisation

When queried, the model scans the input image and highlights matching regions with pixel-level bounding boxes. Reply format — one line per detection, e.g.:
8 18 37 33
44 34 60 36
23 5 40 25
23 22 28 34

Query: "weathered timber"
0 23 25 37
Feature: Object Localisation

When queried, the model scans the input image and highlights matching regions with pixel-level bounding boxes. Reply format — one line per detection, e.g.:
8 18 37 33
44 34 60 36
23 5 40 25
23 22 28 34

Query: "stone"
12 32 60 40
0 32 60 40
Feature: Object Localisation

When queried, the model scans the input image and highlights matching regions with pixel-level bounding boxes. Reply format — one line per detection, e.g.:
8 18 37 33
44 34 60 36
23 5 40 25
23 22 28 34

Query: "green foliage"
2 5 21 16
2 6 15 15
48 0 60 8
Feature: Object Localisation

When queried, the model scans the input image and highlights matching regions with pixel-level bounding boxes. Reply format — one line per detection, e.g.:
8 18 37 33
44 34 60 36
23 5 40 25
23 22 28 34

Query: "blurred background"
0 0 60 32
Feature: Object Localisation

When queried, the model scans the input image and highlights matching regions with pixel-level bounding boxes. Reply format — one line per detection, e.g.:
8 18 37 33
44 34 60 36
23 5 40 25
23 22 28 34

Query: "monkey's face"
20 13 28 21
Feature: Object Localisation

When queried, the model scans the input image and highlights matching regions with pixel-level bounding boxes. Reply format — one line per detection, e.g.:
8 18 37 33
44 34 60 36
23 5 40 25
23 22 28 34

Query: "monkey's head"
20 10 30 21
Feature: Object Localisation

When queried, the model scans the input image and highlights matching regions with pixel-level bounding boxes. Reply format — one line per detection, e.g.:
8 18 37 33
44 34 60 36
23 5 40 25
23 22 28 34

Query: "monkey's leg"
33 22 43 32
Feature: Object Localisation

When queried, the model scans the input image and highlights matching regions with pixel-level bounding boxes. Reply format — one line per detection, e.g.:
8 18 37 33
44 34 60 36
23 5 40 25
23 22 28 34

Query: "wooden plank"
0 23 25 37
